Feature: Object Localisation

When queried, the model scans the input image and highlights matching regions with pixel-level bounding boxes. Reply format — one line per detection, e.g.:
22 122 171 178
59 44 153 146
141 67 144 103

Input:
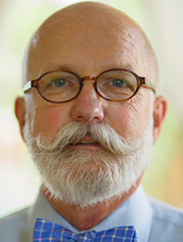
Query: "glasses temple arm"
23 81 33 93
144 78 156 94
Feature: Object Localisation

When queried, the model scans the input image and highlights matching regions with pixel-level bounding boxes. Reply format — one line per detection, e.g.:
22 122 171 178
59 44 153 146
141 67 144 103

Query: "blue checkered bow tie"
34 218 138 242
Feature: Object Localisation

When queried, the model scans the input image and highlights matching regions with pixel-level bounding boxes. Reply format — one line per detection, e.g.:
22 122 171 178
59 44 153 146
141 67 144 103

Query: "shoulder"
150 197 183 225
0 208 29 242
149 197 183 242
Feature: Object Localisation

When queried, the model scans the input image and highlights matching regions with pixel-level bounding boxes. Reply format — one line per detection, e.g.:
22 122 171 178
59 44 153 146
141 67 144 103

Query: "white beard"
23 109 153 208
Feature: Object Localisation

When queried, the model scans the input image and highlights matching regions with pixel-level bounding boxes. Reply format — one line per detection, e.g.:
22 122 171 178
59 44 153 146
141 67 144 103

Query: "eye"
111 79 127 88
50 78 67 87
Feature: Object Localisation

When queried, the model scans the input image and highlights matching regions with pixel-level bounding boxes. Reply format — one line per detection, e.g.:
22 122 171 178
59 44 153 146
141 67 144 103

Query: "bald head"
23 2 158 89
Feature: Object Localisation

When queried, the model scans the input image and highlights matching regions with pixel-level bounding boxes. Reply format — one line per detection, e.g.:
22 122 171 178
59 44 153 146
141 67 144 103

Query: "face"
25 12 153 141
15 5 166 206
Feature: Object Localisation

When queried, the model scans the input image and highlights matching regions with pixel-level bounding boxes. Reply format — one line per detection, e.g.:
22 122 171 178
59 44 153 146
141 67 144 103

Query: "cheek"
108 107 138 138
106 100 150 139
31 104 71 138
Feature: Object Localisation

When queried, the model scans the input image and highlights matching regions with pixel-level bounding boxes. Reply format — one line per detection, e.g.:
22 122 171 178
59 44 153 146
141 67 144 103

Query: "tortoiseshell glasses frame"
23 69 156 104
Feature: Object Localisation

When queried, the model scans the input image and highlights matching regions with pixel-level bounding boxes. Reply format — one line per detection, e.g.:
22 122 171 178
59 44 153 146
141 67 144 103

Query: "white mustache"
36 122 141 155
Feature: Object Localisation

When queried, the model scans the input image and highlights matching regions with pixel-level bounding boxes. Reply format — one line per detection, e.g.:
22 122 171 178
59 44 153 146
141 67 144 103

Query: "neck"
41 178 142 231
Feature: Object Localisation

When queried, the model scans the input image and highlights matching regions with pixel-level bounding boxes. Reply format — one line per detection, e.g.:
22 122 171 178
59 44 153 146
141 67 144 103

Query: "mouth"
69 137 102 150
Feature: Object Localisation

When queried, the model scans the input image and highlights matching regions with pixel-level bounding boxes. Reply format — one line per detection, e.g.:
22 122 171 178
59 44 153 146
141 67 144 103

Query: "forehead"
27 8 146 79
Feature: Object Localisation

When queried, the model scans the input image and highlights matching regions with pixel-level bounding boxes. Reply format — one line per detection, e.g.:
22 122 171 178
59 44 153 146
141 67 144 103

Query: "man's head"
15 2 167 207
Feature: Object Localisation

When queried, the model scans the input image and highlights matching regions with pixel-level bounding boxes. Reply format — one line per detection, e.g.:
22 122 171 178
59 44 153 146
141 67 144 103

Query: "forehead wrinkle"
113 40 141 73
107 20 153 77
101 23 140 59
115 50 140 73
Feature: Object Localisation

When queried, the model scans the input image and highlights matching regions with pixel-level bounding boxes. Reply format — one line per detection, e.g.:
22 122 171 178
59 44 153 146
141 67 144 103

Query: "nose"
71 81 104 122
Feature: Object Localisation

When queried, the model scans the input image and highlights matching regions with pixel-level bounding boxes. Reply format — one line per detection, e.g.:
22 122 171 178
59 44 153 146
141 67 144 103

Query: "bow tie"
33 218 138 241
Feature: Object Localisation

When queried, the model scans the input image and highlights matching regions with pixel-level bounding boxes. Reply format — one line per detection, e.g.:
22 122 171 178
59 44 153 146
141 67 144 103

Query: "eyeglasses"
23 69 156 103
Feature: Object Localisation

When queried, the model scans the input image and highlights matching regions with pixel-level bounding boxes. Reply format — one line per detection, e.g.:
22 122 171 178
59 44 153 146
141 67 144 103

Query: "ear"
153 96 168 144
15 97 26 142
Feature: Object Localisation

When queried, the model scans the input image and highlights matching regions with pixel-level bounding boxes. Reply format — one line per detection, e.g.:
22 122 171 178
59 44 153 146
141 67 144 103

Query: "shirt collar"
27 185 152 242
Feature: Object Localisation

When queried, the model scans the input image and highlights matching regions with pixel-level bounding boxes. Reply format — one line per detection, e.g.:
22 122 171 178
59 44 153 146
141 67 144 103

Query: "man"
1 1 183 241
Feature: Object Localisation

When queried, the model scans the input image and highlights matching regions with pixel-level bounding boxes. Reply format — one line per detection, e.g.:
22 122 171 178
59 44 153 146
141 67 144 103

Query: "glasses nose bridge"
80 75 97 84
80 75 98 93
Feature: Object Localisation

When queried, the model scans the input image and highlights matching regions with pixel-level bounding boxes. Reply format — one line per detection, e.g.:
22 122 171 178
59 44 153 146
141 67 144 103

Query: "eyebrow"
121 63 137 73
39 63 138 77
41 64 76 73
